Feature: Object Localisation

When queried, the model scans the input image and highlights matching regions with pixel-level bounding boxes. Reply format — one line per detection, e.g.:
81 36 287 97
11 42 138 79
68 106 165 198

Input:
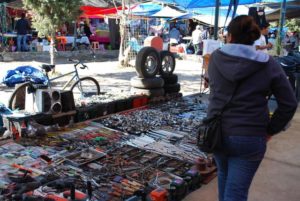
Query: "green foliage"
23 0 82 36
285 19 300 32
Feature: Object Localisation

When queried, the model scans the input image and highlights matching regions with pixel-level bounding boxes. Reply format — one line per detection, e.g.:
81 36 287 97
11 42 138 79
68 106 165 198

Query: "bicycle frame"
47 65 81 90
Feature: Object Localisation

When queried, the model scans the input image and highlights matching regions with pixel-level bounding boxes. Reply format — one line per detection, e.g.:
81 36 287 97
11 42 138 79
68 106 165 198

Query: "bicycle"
8 59 100 110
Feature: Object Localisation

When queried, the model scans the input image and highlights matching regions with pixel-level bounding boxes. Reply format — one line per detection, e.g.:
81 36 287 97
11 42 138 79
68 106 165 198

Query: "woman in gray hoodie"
207 15 298 201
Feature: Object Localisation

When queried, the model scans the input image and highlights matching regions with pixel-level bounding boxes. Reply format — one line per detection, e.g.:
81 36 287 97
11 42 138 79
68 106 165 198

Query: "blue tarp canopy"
192 6 250 26
156 0 296 8
190 6 249 16
130 2 162 16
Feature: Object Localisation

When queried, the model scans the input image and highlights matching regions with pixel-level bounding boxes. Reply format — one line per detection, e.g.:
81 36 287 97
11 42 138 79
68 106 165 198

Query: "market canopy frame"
155 0 298 8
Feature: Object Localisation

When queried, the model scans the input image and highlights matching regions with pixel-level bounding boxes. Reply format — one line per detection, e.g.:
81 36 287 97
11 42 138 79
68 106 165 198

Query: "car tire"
135 47 161 78
164 83 181 94
159 51 176 76
160 74 178 85
130 76 164 89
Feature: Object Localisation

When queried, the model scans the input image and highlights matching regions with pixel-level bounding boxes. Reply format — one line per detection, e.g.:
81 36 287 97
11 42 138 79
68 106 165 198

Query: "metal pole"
276 0 287 55
214 0 220 40
73 21 77 49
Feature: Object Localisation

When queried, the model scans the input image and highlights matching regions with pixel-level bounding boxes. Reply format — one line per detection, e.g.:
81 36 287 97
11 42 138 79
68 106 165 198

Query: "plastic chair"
57 37 67 51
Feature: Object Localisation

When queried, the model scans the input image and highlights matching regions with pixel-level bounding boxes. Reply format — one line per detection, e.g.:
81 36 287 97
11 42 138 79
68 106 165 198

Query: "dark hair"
21 13 26 18
227 15 260 45
260 22 270 29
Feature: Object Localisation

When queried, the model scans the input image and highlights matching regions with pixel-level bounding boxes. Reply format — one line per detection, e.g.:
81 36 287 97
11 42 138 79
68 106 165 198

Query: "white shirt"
254 35 268 53
192 29 202 45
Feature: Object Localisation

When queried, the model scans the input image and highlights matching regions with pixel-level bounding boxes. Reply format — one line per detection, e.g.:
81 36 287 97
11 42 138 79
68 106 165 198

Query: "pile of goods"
131 47 180 98
0 94 215 201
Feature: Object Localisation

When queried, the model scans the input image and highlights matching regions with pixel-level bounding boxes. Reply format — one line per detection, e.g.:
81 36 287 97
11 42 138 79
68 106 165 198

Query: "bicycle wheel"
70 77 100 100
8 82 31 110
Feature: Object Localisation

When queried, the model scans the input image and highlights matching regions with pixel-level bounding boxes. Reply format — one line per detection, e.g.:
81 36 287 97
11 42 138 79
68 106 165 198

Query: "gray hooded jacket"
207 44 298 137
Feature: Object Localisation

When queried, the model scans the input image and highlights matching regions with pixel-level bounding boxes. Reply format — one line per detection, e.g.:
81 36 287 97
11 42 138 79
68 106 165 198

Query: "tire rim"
162 55 174 73
145 54 158 74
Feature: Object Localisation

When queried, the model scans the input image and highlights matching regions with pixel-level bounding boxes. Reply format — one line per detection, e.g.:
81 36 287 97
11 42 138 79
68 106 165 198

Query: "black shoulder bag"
197 85 239 153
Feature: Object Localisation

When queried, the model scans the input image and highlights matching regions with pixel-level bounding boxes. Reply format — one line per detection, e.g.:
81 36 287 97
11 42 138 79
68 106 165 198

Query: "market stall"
0 1 124 53
0 93 216 201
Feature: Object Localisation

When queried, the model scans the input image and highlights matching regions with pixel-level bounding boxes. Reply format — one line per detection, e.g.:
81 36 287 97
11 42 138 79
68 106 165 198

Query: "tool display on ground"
0 94 216 201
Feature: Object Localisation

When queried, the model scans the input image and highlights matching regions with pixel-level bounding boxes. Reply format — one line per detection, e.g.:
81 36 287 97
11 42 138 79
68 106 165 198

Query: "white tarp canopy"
193 15 231 27
192 5 251 27
152 6 188 18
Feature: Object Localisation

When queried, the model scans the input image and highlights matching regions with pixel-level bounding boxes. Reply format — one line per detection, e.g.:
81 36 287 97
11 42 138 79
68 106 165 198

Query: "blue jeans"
214 136 266 201
17 34 28 51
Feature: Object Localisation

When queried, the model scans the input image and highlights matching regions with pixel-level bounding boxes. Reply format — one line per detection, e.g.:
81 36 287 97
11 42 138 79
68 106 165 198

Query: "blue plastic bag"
3 66 48 87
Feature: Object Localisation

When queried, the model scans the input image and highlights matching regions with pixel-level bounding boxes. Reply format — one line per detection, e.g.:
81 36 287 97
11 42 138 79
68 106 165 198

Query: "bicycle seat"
42 64 55 72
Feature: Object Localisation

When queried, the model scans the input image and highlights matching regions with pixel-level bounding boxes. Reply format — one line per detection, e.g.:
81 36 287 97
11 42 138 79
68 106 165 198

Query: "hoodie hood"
212 44 270 82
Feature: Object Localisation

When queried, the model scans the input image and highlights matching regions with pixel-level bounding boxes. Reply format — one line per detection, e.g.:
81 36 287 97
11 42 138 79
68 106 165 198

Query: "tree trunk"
118 0 127 66
118 16 126 66
108 18 119 50
50 32 56 70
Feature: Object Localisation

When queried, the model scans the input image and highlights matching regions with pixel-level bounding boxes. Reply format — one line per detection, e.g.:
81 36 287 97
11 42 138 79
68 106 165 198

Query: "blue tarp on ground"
3 66 48 87
157 0 296 8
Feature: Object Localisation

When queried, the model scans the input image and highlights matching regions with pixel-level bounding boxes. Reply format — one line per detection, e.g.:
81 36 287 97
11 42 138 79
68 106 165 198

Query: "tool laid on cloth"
0 94 217 201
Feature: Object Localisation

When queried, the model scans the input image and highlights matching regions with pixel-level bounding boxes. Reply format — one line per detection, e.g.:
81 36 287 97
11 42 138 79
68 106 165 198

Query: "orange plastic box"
144 36 163 51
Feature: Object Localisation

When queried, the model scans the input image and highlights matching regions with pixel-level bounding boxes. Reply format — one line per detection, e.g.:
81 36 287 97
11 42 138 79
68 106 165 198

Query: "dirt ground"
0 55 299 201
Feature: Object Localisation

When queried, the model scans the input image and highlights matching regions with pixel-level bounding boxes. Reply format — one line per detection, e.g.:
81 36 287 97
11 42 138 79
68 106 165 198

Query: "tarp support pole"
277 0 287 55
214 0 220 40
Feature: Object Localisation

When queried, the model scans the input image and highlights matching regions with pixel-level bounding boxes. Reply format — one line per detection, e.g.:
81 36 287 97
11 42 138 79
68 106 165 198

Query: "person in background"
295 32 299 50
192 25 203 55
15 13 30 52
209 27 214 39
202 27 210 40
169 24 181 44
283 33 290 46
61 22 68 35
254 23 272 53
84 21 92 38
268 33 276 47
188 19 196 36
77 21 85 36
290 32 299 50
208 15 297 201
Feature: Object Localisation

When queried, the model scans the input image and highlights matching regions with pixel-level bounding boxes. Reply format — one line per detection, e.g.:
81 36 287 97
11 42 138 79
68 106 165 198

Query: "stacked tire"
158 51 180 95
131 47 165 98
131 47 180 97
161 74 181 95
